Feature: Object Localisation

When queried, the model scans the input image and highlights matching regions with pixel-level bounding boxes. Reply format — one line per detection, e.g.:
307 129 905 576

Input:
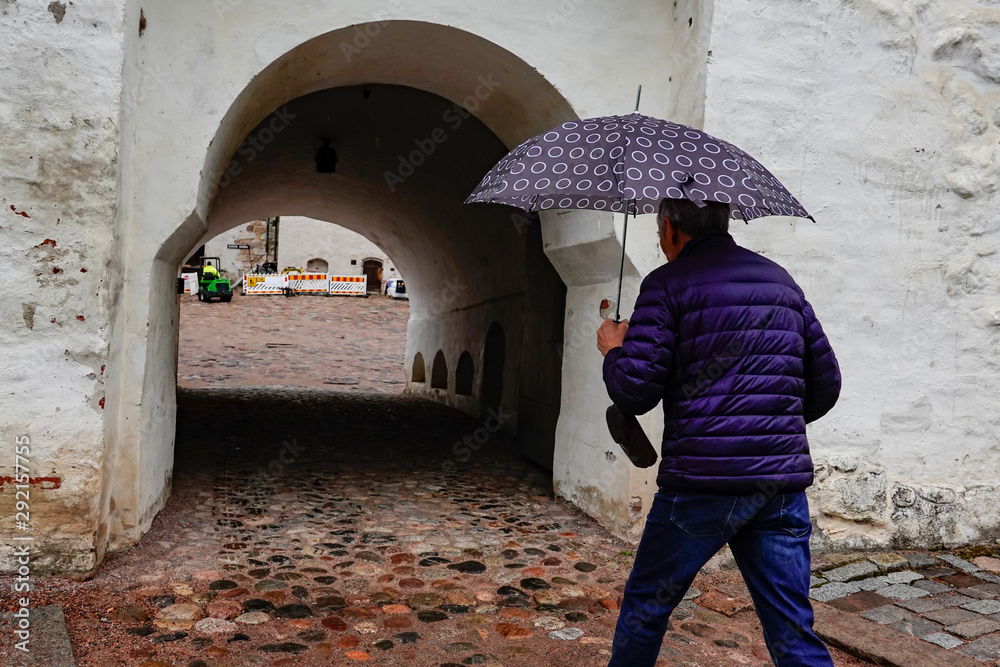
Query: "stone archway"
98 16 666 571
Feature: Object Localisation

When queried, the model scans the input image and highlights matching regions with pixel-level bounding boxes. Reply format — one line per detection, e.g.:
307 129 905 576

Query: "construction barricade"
242 273 286 294
283 273 329 294
328 276 367 297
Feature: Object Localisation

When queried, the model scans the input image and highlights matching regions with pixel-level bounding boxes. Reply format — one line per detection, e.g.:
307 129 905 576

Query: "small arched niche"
456 352 474 396
306 257 329 273
411 352 426 383
431 350 448 389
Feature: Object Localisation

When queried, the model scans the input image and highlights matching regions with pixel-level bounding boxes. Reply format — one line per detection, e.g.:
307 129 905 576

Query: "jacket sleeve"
801 297 841 424
602 273 677 415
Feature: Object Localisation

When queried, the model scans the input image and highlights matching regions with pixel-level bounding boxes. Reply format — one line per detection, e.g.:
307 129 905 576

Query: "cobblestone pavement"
805 549 1000 663
177 292 411 391
2 388 863 666
0 292 908 666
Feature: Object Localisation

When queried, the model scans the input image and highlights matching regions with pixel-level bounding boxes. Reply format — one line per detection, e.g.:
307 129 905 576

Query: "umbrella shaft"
615 206 629 323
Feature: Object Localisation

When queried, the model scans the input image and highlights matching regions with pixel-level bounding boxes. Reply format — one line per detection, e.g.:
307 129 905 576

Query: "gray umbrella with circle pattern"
466 111 813 322
466 112 812 221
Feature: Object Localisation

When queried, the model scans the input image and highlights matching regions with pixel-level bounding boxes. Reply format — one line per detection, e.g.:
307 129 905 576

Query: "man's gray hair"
657 198 731 237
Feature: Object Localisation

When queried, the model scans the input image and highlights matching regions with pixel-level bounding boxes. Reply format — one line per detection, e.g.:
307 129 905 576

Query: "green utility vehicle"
197 257 232 302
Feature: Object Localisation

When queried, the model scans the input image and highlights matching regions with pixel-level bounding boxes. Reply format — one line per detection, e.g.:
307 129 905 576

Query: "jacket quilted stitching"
602 231 841 495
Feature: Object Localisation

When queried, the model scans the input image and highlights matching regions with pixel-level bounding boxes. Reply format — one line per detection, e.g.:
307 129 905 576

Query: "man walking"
597 198 841 666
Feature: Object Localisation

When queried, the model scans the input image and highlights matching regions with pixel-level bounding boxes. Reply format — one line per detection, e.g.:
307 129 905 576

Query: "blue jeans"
608 489 834 667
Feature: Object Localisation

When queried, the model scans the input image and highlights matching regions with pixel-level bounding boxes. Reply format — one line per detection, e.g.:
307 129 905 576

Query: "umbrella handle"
614 202 631 323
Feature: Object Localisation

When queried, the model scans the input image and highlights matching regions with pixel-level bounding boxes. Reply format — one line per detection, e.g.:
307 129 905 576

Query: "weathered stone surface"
911 580 951 594
950 618 1000 639
922 632 964 650
859 604 912 625
827 591 893 613
868 553 909 572
695 590 753 616
923 607 982 626
549 627 585 640
970 557 1000 573
153 603 203 629
938 555 980 574
194 617 237 633
878 584 930 601
810 582 863 602
824 561 880 583
813 603 980 666
905 553 940 569
961 599 1000 615
959 632 1000 661
234 612 271 625
888 616 942 638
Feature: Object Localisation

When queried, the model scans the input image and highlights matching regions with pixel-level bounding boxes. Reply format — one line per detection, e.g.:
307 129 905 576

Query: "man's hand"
597 318 629 357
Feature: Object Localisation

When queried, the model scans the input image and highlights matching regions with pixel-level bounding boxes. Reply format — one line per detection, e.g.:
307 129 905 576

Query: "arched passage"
100 17 654 566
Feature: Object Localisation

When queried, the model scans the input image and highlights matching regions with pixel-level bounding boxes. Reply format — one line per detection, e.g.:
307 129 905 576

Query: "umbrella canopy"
466 113 812 222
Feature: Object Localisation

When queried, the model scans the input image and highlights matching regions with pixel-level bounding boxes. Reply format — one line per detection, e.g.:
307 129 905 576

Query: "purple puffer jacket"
603 231 841 495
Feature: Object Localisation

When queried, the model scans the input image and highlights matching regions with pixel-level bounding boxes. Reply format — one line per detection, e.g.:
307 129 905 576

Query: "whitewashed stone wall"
273 216 398 281
0 0 131 572
3 0 1000 575
705 0 1000 549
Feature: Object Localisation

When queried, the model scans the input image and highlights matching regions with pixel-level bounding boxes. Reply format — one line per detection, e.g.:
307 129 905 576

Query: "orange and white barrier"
284 273 329 294
242 273 286 294
328 275 367 296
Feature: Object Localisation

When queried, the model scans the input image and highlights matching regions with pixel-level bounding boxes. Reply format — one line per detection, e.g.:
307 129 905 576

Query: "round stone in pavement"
440 604 470 614
448 560 486 574
520 578 550 590
150 595 177 608
461 655 490 664
573 563 597 573
443 642 478 652
258 642 307 653
393 632 421 644
254 579 287 592
242 599 276 614
315 595 348 611
275 603 312 618
373 639 394 650
209 579 238 590
497 586 526 597
297 629 327 641
417 610 449 622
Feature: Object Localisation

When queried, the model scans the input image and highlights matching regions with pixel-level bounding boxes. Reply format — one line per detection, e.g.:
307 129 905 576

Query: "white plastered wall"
705 0 1000 548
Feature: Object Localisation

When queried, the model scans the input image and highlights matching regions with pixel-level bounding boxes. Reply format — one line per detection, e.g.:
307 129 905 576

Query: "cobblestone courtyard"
3 294 998 665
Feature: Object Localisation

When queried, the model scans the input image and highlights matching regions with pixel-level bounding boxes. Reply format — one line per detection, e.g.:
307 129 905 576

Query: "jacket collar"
677 230 735 259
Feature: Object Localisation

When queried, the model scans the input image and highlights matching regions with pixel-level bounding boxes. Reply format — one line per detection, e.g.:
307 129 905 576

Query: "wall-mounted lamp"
315 138 338 173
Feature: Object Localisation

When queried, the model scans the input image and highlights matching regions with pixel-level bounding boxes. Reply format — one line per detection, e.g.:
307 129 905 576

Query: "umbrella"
466 96 813 321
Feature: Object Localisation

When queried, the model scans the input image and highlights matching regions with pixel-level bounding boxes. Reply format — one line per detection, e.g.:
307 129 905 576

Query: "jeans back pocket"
669 492 739 537
777 493 812 538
